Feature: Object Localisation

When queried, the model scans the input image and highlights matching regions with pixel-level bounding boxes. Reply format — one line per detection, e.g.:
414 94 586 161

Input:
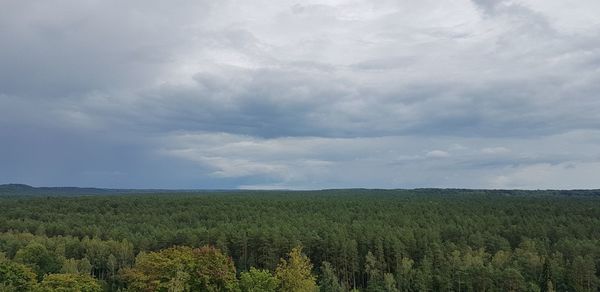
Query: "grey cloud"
0 1 213 97
351 57 416 71
158 130 600 189
57 66 600 140
471 0 502 15
2 0 600 188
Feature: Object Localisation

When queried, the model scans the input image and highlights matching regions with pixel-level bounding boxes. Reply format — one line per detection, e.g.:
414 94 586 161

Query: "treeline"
0 242 317 291
0 190 599 291
0 184 161 197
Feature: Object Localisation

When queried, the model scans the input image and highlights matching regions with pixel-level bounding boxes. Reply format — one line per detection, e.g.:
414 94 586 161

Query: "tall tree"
568 255 598 292
365 251 384 291
240 267 279 292
14 242 63 280
122 246 239 291
319 261 343 292
275 246 317 292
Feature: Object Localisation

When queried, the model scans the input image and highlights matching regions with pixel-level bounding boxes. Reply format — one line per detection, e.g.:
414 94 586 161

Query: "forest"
0 188 599 291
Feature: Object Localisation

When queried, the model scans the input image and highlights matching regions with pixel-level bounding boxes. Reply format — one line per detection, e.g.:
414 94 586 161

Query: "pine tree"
319 261 343 292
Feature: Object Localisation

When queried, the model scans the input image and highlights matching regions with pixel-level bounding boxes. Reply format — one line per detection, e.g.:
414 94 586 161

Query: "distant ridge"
0 183 177 196
2 184 600 198
0 183 36 190
0 184 239 196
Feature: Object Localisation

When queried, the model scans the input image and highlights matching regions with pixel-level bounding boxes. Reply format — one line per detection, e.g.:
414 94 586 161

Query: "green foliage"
275 246 317 292
501 268 527 292
365 251 384 292
61 258 79 274
0 256 36 291
14 242 63 280
319 261 343 292
122 245 239 291
239 267 279 292
568 255 598 292
37 273 102 292
77 258 93 276
383 273 398 292
0 190 599 291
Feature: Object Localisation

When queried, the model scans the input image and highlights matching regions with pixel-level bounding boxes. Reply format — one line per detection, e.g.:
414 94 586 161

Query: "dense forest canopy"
0 189 599 291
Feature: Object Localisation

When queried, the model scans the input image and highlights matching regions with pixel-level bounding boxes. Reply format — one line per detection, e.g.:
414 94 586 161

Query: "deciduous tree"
240 267 279 292
275 246 317 292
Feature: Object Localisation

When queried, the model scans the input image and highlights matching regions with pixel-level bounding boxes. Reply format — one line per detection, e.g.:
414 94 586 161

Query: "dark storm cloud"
1 0 600 188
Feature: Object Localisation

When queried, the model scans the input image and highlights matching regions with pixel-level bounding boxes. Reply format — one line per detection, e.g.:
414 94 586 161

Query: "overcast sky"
2 0 600 189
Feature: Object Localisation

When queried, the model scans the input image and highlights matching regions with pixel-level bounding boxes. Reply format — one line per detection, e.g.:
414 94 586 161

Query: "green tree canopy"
240 267 279 292
0 256 37 292
14 242 62 280
36 273 102 292
319 261 343 292
275 246 317 292
122 245 239 291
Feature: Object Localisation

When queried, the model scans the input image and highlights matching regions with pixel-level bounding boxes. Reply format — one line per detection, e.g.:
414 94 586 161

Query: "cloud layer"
1 0 600 189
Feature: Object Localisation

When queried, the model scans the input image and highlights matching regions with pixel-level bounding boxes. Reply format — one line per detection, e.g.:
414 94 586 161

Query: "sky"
1 0 600 189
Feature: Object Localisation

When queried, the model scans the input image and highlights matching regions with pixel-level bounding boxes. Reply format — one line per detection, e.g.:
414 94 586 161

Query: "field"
1 189 599 291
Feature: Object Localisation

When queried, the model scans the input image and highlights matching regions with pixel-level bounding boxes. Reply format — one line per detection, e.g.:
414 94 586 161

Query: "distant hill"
0 184 147 196
0 183 36 191
2 184 600 197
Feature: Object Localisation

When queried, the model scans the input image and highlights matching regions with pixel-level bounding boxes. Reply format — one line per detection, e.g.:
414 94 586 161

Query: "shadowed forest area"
0 189 599 291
